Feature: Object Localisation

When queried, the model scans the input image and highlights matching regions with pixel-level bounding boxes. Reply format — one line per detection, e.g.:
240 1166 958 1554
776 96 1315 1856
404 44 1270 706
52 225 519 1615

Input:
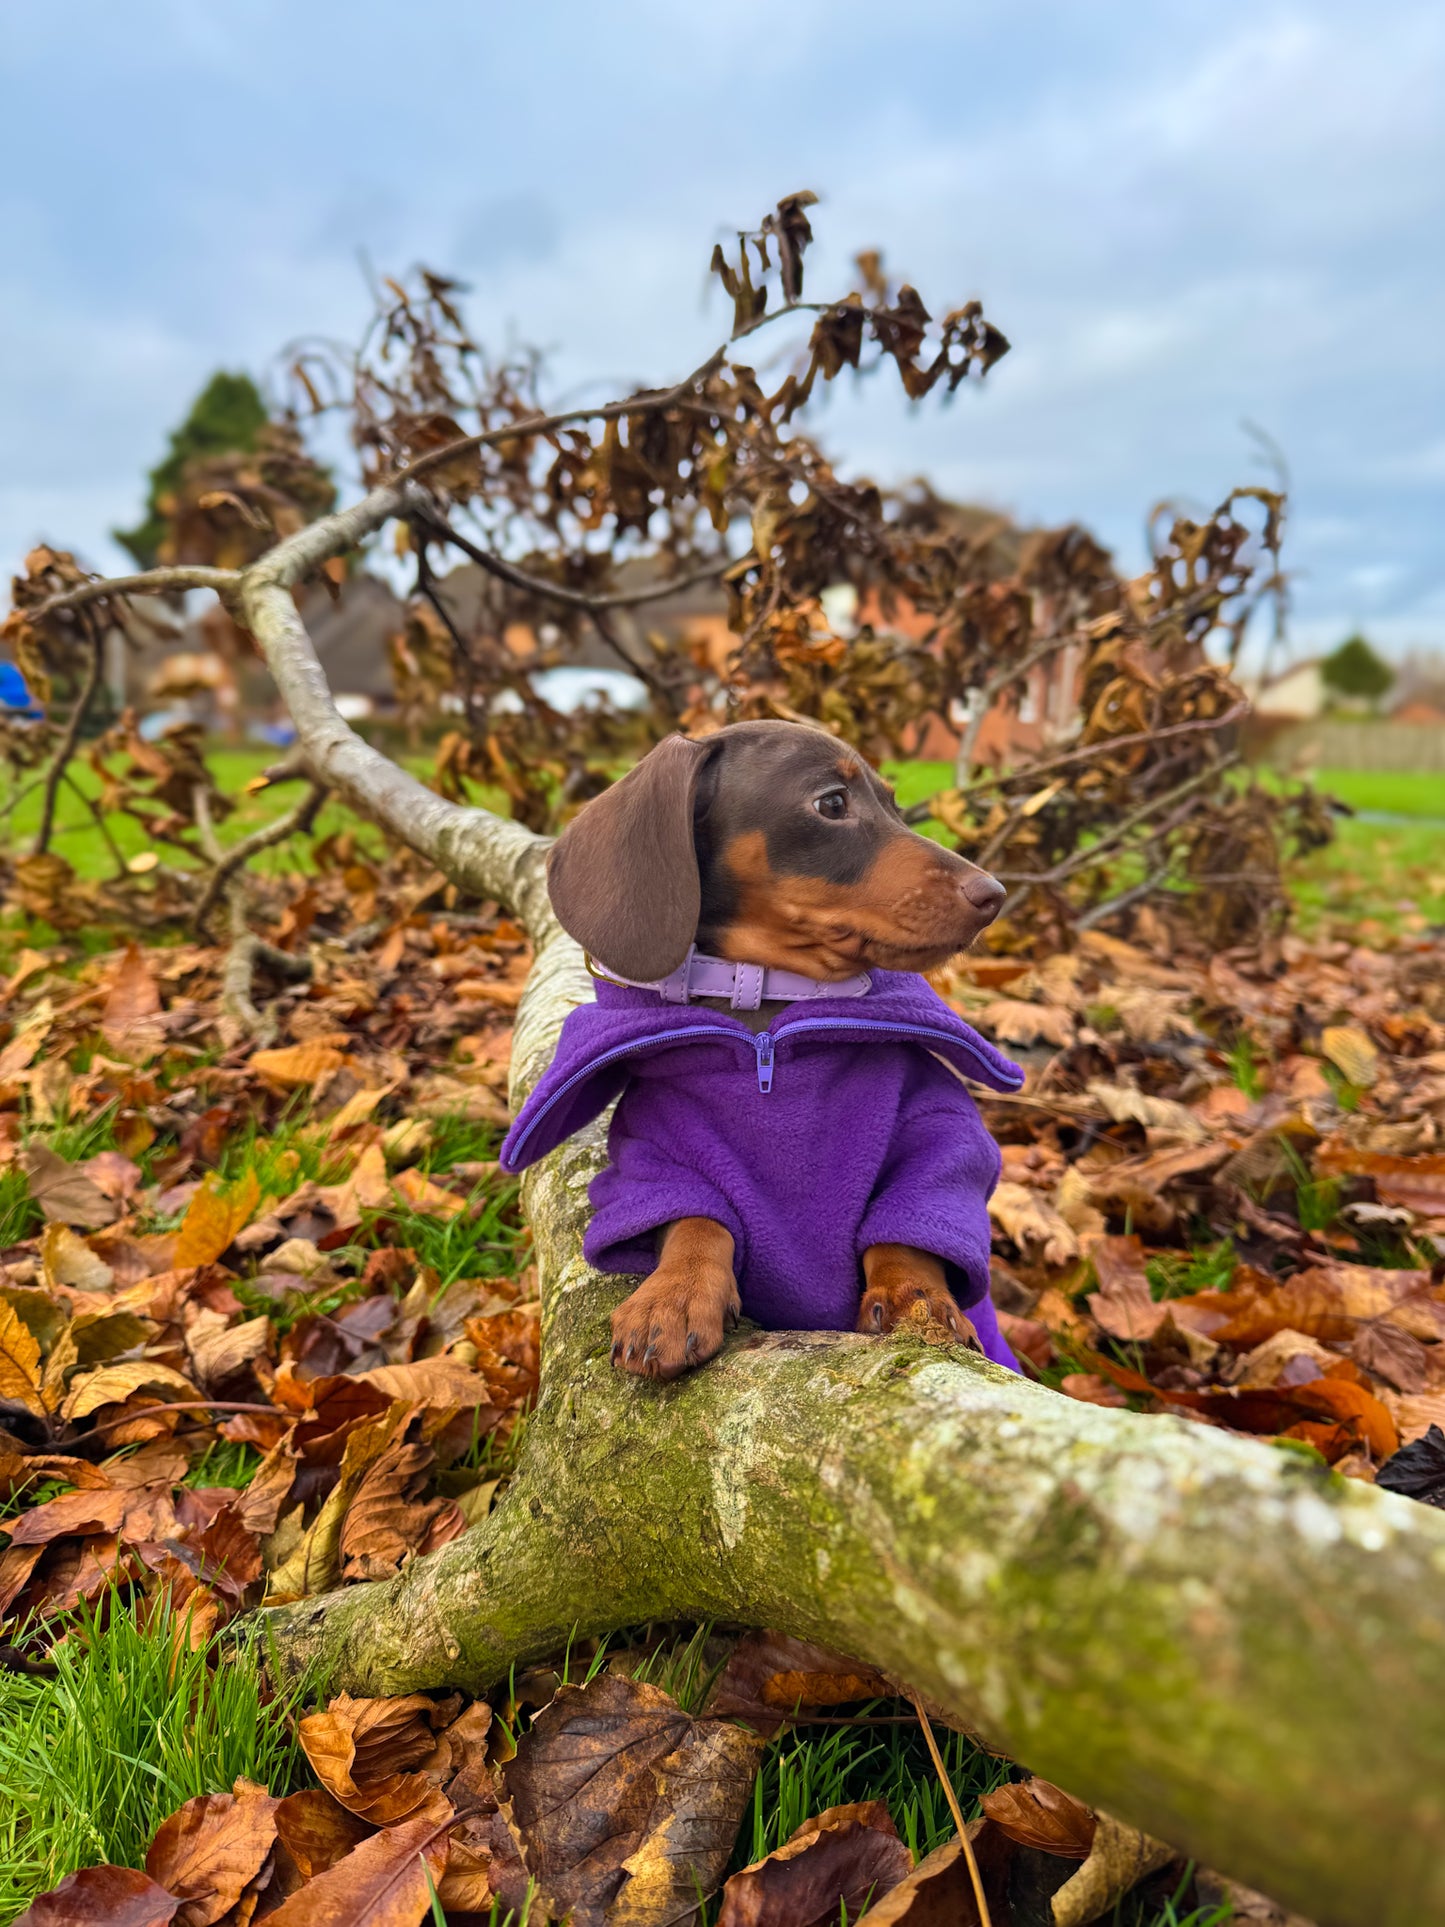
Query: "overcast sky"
3 0 1442 661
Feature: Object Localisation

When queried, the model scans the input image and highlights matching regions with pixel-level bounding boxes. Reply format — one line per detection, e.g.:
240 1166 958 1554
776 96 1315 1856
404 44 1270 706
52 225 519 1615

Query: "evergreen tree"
1321 633 1394 709
115 371 268 569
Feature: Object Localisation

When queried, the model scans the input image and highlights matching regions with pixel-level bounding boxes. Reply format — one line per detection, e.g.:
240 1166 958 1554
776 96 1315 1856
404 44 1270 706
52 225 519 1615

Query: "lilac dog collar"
590 944 871 1011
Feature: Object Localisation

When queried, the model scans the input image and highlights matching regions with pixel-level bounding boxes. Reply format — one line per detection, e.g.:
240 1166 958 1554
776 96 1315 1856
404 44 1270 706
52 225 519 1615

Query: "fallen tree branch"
27 564 239 623
52 491 1445 1927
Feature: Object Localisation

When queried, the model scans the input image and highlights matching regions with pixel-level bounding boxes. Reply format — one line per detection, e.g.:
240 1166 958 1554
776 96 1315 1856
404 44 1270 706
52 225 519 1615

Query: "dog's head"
547 720 1006 982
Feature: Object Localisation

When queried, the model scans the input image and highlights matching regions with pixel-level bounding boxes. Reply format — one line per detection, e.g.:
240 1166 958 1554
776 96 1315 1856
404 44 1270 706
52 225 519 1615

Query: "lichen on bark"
234 505 1445 1927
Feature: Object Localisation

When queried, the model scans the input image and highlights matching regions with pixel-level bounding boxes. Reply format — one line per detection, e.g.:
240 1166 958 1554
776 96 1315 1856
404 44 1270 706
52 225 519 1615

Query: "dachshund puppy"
501 721 1023 1378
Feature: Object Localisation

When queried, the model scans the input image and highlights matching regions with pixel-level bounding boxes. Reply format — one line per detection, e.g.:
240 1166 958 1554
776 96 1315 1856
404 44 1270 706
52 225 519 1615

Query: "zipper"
767 1015 1022 1090
754 1032 775 1093
509 1009 1019 1165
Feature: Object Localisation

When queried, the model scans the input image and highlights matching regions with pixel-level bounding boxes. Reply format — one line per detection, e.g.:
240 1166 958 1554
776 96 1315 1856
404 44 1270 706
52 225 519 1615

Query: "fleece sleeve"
581 1103 749 1281
855 1098 1001 1310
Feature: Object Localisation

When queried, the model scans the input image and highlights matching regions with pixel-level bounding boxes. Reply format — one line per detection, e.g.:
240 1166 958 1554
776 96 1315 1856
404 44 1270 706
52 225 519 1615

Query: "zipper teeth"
508 1012 1020 1163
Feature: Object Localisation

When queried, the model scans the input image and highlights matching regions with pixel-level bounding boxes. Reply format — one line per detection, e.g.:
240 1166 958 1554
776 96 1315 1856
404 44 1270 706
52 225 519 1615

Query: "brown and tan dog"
545 720 1007 1377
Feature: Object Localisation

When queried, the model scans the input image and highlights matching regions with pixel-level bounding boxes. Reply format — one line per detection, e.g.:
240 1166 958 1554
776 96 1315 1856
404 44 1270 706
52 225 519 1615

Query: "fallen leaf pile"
0 871 535 1635
2 855 1438 1923
941 917 1445 1480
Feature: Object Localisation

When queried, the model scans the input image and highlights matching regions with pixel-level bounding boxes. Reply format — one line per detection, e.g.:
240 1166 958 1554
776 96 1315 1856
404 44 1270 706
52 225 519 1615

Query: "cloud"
0 0 1440 655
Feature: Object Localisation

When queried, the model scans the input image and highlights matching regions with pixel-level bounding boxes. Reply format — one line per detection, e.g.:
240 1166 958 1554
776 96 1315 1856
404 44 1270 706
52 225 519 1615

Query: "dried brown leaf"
0 1297 46 1417
12 1865 180 1926
1048 1811 1175 1925
144 1777 280 1927
717 1801 912 1927
40 1222 115 1293
299 1688 444 1824
261 1802 450 1927
23 1146 118 1229
61 1359 198 1422
504 1670 762 1927
272 1788 374 1886
339 1437 465 1581
709 1631 894 1736
249 1043 350 1091
980 1776 1096 1859
174 1172 261 1269
101 945 164 1057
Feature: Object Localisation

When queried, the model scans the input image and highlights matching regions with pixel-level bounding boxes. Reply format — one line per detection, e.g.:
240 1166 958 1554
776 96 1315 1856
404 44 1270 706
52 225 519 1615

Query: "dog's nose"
962 872 1006 920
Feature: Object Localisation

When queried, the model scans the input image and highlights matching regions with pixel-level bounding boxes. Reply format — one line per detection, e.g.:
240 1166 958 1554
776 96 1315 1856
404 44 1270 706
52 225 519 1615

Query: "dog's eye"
812 789 848 821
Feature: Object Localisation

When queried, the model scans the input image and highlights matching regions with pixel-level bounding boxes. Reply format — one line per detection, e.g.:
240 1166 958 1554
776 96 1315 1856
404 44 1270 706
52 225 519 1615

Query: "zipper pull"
754 1032 775 1094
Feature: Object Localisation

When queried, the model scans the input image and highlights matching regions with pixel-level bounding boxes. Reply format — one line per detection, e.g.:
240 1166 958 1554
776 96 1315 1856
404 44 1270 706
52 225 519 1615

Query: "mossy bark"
241 506 1445 1927
265 920 1445 1927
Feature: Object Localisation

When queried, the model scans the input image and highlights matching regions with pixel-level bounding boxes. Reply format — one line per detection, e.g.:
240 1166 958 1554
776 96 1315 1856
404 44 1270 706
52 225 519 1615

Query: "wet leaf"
717 1801 912 1927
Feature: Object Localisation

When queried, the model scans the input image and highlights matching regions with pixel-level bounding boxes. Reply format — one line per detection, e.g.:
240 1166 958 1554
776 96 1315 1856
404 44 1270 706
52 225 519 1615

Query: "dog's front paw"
610 1267 740 1380
858 1244 981 1350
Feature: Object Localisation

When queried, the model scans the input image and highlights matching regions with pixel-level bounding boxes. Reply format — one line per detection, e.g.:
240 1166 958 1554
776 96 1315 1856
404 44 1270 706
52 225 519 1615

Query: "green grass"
184 1439 262 1490
0 1594 310 1920
1262 767 1445 818
0 744 516 885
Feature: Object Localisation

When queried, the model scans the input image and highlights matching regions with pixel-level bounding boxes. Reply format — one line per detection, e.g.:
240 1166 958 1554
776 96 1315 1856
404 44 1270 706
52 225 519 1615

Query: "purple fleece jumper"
500 969 1026 1370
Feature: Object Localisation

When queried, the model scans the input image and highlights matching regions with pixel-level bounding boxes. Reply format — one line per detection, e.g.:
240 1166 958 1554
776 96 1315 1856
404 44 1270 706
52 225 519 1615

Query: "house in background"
1238 658 1325 721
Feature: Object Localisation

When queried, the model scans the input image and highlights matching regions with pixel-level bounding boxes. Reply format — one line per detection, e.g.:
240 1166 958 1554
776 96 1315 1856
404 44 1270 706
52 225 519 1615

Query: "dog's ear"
547 734 707 979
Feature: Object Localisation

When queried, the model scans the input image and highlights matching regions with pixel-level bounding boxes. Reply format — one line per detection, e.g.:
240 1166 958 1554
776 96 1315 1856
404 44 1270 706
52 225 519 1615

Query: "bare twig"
193 783 316 1035
953 627 1086 784
60 770 130 881
385 296 860 492
388 347 727 489
33 630 103 856
416 508 728 614
1075 863 1174 932
193 780 329 937
957 702 1248 802
26 565 239 624
990 757 1237 888
908 1688 993 1927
